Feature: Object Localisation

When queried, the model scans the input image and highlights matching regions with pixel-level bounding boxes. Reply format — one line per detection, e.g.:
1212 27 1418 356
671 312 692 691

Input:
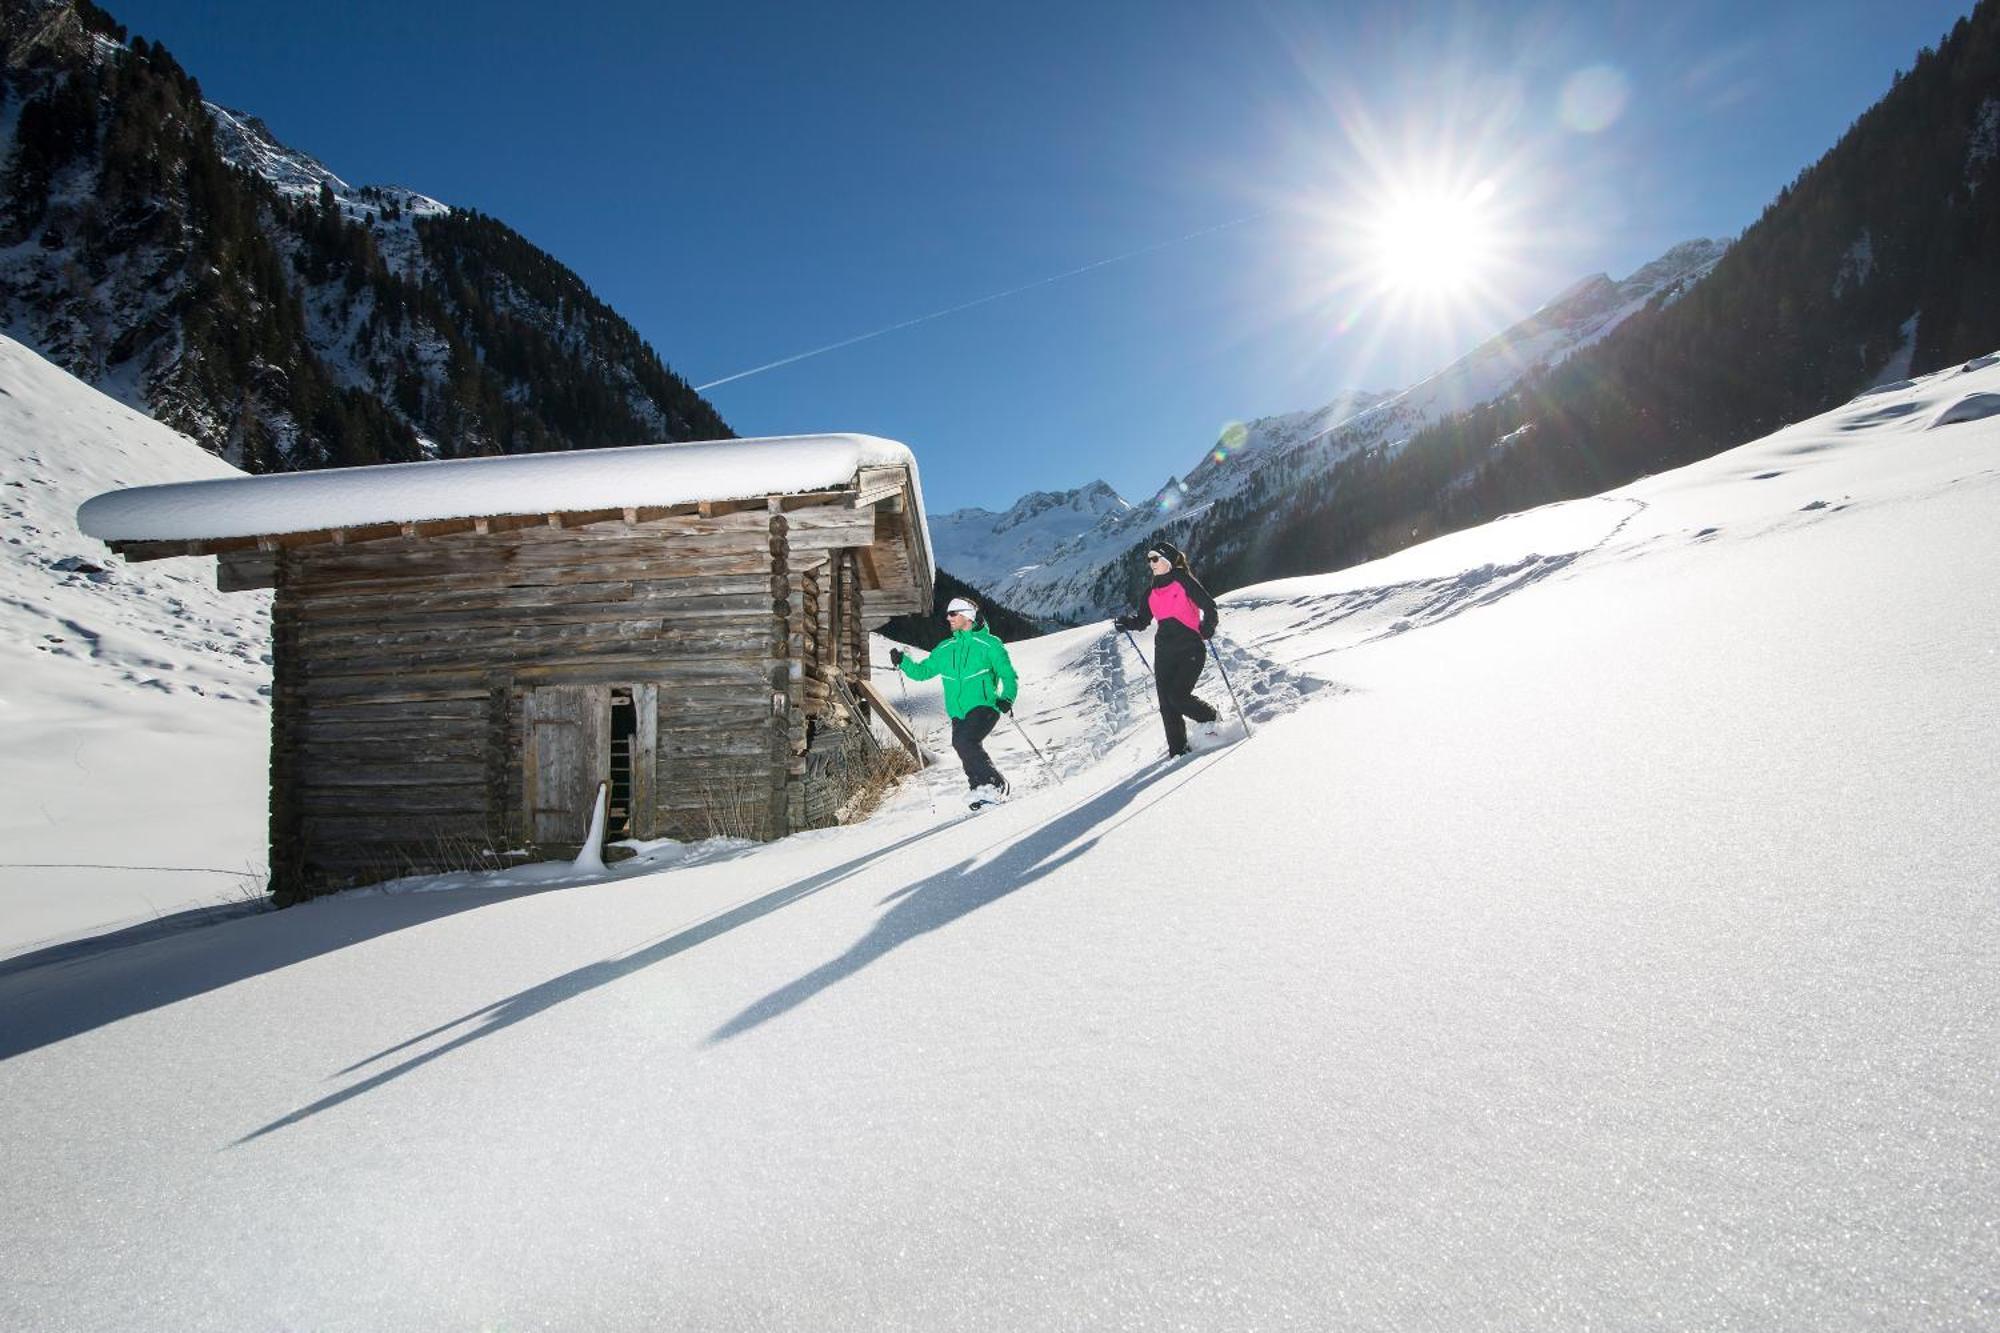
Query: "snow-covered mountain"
0 332 271 947
934 240 1726 623
5 338 1996 1328
0 0 727 470
927 478 1134 597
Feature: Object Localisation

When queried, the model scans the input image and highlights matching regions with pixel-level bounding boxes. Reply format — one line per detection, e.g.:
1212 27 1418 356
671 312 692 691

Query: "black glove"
888 647 904 667
1201 622 1216 641
995 696 1013 714
1114 615 1141 632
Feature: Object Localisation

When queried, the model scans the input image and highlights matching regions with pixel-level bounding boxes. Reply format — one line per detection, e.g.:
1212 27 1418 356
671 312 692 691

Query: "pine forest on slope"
0 0 730 473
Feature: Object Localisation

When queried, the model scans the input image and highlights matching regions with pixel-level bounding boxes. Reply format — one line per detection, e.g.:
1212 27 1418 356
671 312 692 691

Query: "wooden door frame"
521 681 659 845
522 683 608 846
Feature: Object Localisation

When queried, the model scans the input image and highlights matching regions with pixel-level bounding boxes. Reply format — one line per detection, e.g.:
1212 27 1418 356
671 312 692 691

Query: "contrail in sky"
693 211 1267 392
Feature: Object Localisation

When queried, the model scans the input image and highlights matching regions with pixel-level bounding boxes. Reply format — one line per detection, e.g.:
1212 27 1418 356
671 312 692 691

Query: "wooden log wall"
269 552 306 902
270 504 885 898
767 503 798 840
802 566 823 698
838 551 866 679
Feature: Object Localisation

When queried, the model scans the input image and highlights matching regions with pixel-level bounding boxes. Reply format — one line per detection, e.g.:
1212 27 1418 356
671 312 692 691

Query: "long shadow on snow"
231 813 1011 1143
239 757 1205 1142
707 756 1197 1044
0 875 607 1063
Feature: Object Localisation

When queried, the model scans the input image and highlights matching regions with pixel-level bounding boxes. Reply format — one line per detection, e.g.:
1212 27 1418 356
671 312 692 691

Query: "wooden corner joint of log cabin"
216 548 279 592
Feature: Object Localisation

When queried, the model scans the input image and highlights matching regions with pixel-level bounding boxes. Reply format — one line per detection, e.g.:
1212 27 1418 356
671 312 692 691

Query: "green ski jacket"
898 625 1019 719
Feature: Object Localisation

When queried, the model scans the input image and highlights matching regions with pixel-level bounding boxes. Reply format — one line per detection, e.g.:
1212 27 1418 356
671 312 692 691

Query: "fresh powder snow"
1 341 1996 1328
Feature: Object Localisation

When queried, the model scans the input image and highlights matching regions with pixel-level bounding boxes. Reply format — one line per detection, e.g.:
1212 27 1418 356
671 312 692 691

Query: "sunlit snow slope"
2 349 1995 1330
0 335 271 951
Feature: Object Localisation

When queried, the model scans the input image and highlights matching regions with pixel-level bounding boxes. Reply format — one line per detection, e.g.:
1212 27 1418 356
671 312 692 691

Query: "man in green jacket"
889 596 1019 808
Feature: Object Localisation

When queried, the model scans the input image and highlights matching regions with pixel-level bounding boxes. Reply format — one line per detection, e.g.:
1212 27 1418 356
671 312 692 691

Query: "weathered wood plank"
632 682 659 839
297 741 489 767
297 786 489 815
299 613 770 654
300 814 505 843
301 628 776 674
292 556 783 596
300 676 533 703
294 594 780 640
299 716 487 741
296 762 489 787
305 695 492 718
292 576 777 623
851 676 931 765
301 667 763 709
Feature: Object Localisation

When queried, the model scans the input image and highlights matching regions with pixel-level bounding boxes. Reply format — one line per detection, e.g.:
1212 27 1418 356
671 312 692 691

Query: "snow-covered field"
2 343 1996 1328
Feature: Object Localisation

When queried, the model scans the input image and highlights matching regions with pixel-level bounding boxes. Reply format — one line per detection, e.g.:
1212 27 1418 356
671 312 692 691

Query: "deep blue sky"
111 0 1975 513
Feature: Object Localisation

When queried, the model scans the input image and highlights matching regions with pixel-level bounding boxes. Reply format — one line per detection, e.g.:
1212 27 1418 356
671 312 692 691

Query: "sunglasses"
1145 552 1166 562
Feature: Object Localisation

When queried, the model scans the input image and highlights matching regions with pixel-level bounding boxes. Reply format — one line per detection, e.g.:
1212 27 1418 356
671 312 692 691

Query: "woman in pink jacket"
1114 540 1221 758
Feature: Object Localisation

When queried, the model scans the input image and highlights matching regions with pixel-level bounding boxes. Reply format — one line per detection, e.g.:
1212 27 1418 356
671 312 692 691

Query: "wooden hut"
79 434 933 902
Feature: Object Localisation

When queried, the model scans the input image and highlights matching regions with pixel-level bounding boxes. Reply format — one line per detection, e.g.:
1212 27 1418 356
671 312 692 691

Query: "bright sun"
1366 179 1499 298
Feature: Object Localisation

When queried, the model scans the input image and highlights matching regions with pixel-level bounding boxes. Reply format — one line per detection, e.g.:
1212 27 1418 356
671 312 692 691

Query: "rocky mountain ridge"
933 239 1726 623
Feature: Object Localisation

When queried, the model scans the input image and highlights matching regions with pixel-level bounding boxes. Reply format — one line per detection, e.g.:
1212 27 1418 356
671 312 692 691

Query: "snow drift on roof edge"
77 434 921 543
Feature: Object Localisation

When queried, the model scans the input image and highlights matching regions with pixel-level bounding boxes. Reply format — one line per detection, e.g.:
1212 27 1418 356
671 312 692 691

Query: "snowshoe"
967 781 1009 810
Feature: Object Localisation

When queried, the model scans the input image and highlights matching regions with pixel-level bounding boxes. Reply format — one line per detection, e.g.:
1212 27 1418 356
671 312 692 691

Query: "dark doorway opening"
608 688 637 839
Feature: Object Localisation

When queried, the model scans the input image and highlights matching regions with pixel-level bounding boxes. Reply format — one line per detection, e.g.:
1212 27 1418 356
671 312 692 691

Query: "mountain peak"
986 480 1129 534
1616 237 1729 299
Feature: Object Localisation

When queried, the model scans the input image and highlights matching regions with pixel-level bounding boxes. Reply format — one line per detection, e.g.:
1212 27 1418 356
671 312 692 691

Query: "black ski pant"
951 706 1006 790
1153 629 1217 755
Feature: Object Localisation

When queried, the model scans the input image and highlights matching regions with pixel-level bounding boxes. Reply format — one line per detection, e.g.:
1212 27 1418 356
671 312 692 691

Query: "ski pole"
1006 710 1059 782
1119 628 1152 673
1208 639 1253 737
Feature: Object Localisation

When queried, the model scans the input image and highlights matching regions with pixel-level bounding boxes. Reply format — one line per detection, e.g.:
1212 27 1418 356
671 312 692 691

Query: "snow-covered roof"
78 434 922 543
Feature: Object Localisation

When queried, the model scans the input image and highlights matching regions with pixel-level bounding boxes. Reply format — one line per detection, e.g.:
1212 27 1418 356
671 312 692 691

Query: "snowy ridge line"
207 104 350 197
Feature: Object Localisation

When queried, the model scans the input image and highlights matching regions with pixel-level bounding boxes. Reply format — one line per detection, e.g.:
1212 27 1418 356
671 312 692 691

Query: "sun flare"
1367 179 1499 298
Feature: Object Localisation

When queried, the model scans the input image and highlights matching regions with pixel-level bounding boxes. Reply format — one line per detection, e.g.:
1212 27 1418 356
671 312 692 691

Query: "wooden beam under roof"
778 488 861 511
854 465 906 509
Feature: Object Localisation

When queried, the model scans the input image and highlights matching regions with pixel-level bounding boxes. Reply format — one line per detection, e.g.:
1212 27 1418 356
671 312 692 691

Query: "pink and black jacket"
1116 566 1219 649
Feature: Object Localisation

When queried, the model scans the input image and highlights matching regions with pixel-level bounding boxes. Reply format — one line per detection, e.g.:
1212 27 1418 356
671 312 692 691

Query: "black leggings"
1154 631 1217 754
950 706 1006 790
